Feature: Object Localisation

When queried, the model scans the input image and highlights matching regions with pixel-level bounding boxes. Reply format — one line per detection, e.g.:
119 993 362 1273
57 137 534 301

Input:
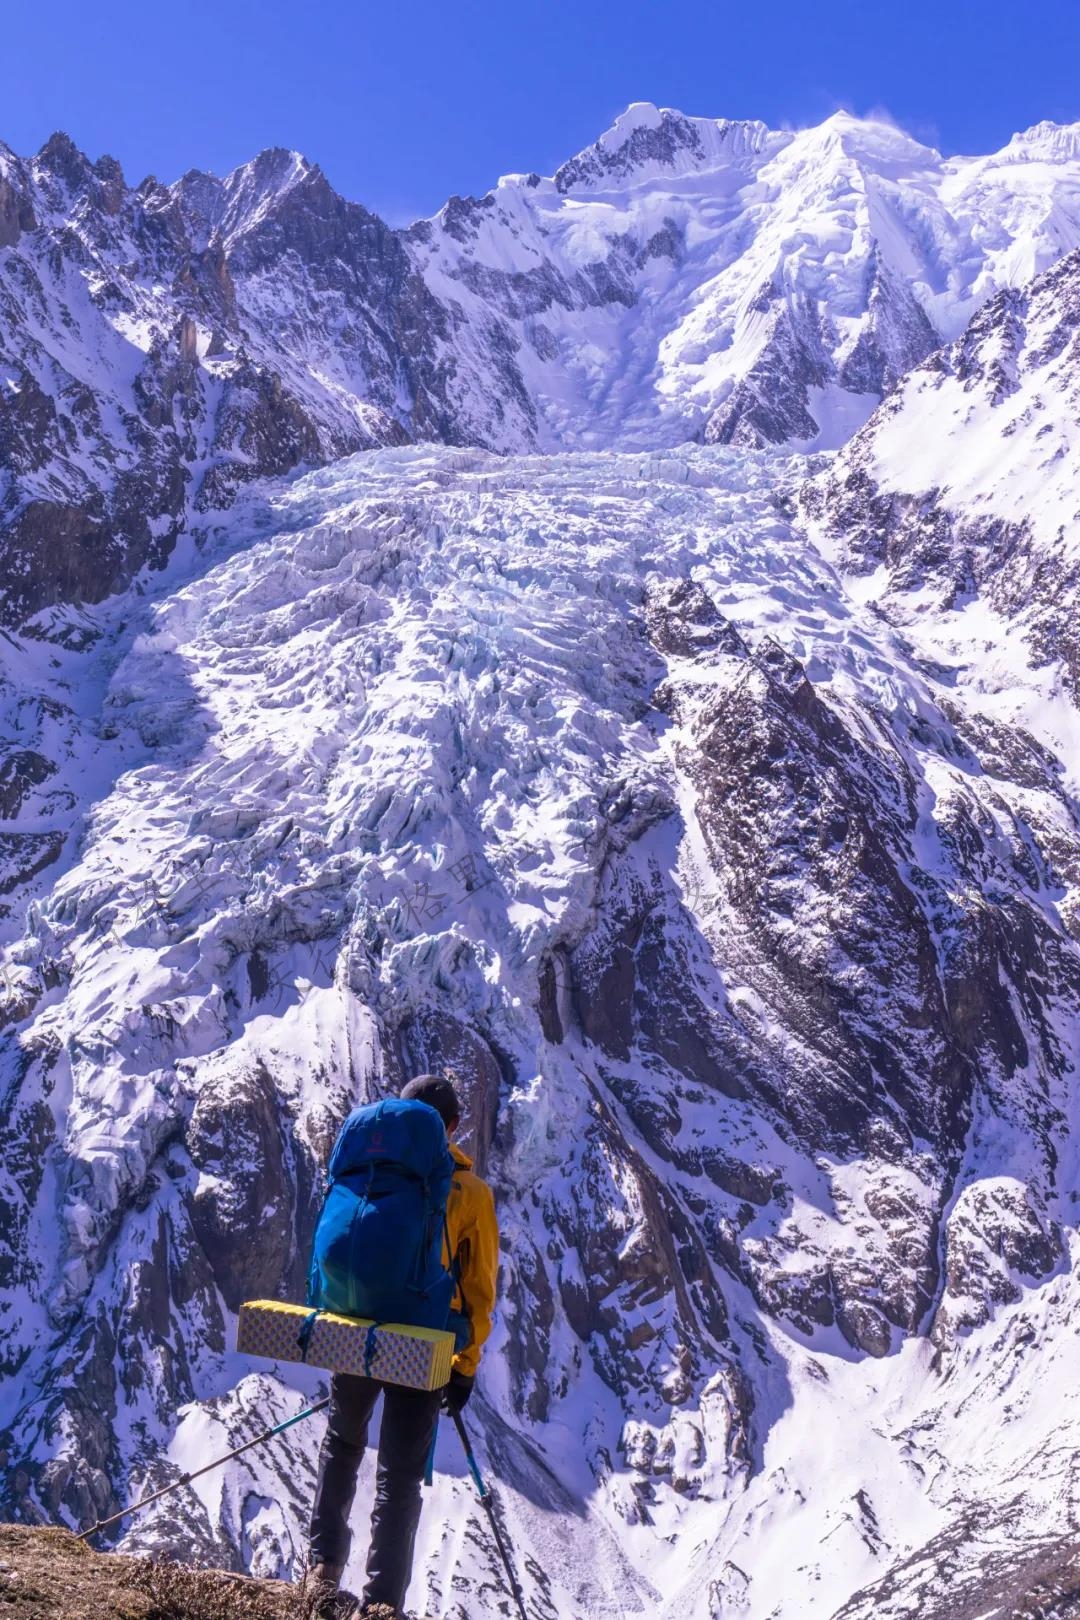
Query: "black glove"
441 1370 474 1416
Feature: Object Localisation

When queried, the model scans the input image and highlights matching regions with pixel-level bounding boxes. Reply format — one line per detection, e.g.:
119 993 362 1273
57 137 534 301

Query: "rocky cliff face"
5 107 1080 629
0 136 473 626
2 419 1080 1615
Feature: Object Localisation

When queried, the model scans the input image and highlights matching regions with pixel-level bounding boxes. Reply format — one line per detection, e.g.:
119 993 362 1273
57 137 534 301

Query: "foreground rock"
834 1510 1080 1619
0 1524 304 1619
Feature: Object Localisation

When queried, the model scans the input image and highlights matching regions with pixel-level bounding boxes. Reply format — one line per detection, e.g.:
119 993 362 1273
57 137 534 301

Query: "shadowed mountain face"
5 108 1080 624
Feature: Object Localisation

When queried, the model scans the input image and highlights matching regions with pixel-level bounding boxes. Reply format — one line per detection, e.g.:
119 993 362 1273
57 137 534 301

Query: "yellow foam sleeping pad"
237 1300 455 1391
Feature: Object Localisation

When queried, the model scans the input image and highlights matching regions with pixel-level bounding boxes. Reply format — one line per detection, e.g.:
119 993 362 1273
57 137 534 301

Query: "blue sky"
5 0 1078 221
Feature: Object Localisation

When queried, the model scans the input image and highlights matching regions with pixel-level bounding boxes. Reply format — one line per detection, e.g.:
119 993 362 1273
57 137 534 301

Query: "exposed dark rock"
185 1062 293 1311
0 1099 54 1319
932 1182 1063 1344
571 903 640 1061
835 1297 893 1358
704 295 833 446
688 640 968 1155
0 751 56 819
645 578 749 660
835 1507 1080 1619
536 953 564 1044
0 169 35 247
637 562 1080 1374
439 192 497 243
37 132 92 193
0 831 65 895
554 107 710 192
30 1305 120 1528
838 245 940 395
804 246 1080 690
0 502 129 622
396 1008 501 1174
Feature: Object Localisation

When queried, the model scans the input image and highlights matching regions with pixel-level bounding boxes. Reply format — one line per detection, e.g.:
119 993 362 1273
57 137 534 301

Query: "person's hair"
400 1073 461 1130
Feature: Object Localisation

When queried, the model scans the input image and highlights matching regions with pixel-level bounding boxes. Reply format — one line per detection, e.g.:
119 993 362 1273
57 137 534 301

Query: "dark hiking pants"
308 1373 442 1610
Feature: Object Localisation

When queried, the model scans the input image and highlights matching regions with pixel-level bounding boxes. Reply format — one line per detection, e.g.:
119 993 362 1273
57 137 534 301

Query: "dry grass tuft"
122 1559 282 1618
121 1556 357 1618
0 1526 359 1620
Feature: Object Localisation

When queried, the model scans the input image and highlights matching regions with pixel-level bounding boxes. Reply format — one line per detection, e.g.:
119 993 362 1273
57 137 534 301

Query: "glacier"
3 433 1080 1616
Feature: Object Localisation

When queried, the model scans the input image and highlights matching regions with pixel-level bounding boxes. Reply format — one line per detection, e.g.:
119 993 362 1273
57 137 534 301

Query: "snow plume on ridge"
2 438 1080 1616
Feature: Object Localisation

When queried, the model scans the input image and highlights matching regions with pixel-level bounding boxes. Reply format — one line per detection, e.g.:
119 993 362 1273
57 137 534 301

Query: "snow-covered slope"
6 108 1080 624
4 438 1080 1616
802 242 1080 760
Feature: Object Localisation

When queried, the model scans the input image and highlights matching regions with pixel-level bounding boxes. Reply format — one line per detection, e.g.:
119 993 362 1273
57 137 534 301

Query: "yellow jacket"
444 1141 499 1378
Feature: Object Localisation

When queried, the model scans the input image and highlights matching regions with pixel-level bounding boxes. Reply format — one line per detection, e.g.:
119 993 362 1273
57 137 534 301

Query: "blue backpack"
308 1097 456 1330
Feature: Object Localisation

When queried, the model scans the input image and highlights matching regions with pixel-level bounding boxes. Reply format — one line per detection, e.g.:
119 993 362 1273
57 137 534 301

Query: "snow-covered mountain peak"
793 108 941 169
168 164 229 246
549 102 940 203
803 241 1080 722
553 101 780 193
998 117 1080 164
33 130 93 186
222 145 318 204
14 132 126 228
166 147 326 250
215 148 329 247
598 98 667 142
408 102 1080 455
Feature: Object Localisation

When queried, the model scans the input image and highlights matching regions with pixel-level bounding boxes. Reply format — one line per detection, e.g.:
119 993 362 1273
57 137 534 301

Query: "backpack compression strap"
298 1310 385 1377
297 1309 321 1360
444 1212 467 1310
363 1322 384 1378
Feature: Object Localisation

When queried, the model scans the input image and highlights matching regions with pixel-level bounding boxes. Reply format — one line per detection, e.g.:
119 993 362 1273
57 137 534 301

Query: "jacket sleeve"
454 1175 500 1379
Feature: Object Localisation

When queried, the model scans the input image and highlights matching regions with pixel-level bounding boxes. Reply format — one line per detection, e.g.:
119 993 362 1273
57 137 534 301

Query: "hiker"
307 1074 500 1618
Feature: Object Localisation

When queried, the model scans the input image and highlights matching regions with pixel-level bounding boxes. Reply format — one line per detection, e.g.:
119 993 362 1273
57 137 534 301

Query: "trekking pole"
452 1411 529 1620
77 1396 330 1542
